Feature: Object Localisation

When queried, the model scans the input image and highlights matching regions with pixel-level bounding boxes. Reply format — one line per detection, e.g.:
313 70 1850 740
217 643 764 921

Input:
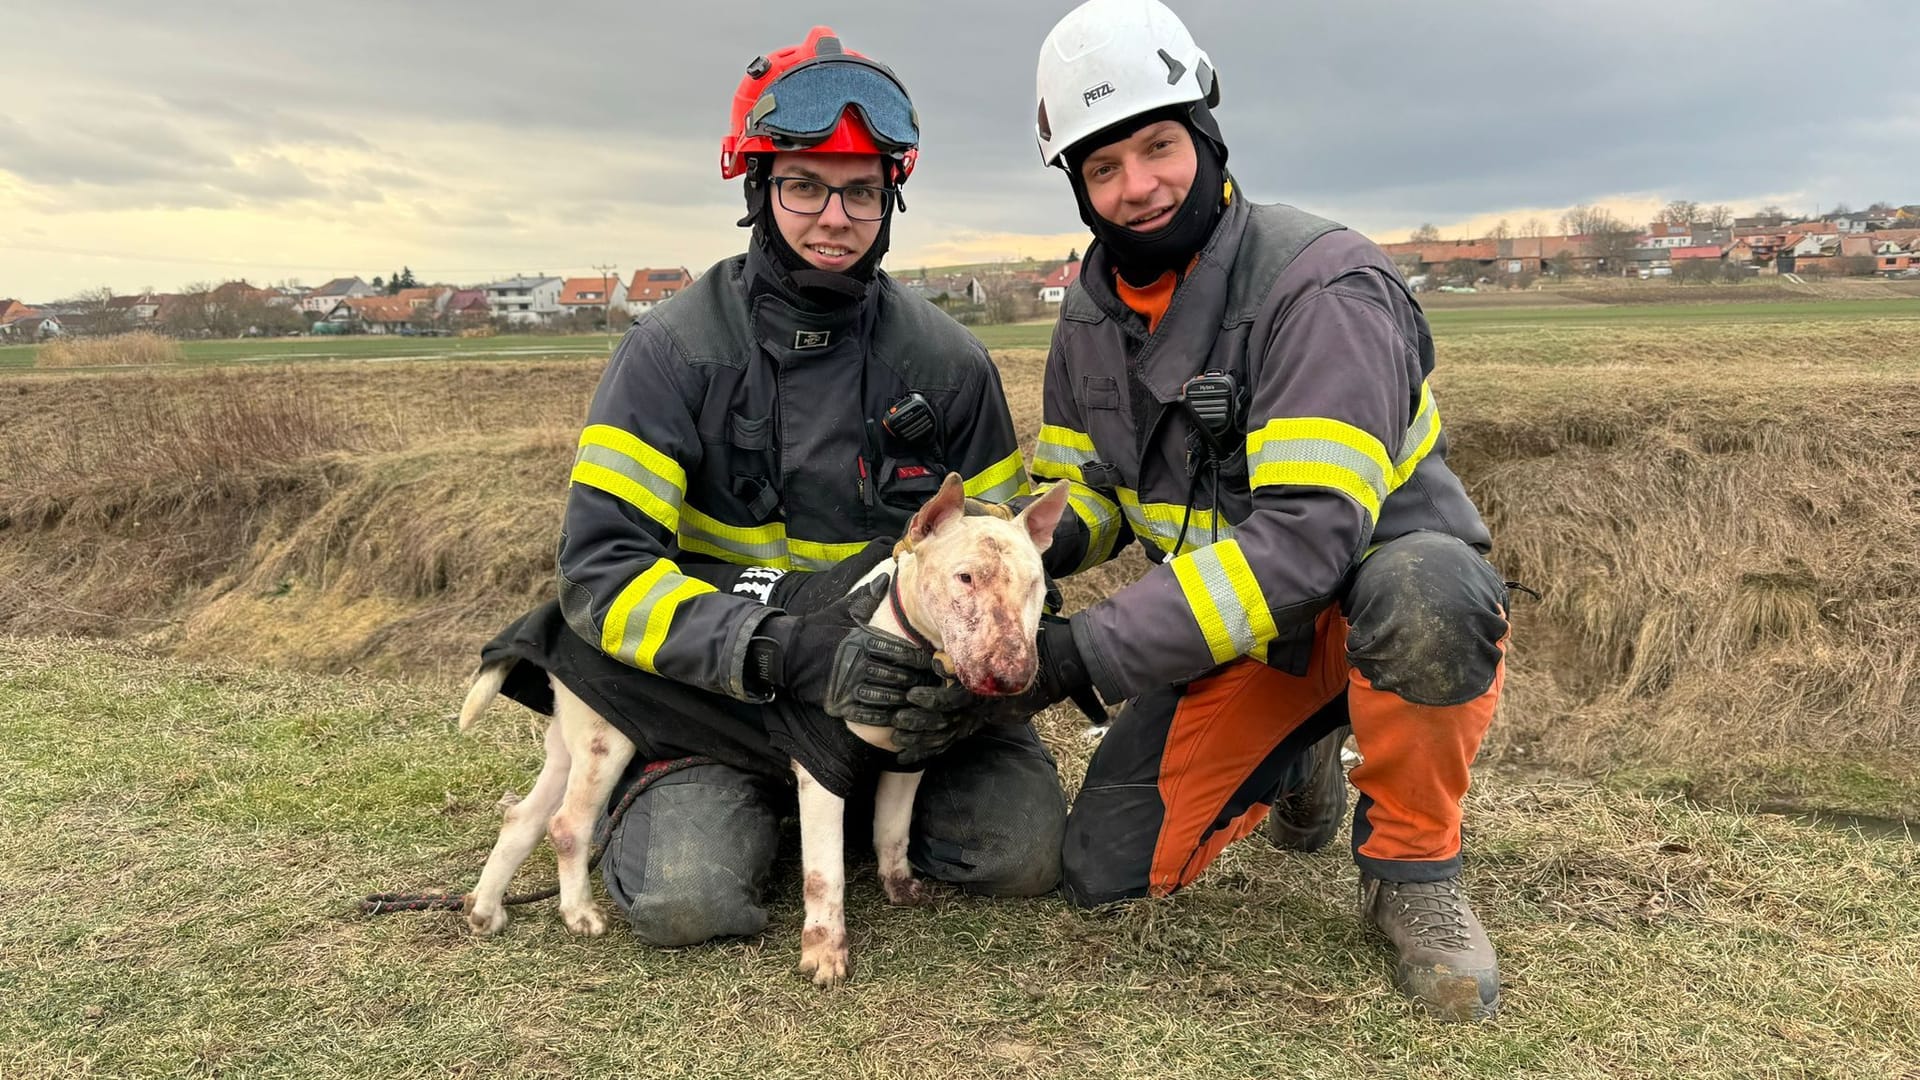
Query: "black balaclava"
739 154 896 309
1066 101 1230 288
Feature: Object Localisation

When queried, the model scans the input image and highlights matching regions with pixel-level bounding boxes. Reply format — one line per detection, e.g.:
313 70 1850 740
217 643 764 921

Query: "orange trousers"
1061 532 1508 904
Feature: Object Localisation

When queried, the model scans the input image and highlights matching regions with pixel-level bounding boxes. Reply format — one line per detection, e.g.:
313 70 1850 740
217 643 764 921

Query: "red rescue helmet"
720 26 920 183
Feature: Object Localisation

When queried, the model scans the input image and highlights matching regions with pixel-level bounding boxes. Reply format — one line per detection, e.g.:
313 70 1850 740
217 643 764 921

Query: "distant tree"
1867 201 1896 215
161 282 216 337
1489 219 1512 241
371 275 385 290
1521 218 1544 238
1836 255 1876 277
1829 202 1852 217
1659 200 1702 227
1560 205 1640 274
385 266 418 294
1066 247 1080 262
62 286 124 336
1758 204 1786 219
1442 257 1481 285
1703 204 1734 230
1410 223 1442 243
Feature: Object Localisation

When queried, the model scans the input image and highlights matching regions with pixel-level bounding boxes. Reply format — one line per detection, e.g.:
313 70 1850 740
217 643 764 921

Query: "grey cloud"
3 0 1916 246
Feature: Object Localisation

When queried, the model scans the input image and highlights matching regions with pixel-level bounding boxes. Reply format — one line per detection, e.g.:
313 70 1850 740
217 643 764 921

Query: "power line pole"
593 263 620 349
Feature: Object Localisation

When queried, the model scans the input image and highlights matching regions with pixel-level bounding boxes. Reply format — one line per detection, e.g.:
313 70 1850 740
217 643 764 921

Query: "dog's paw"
882 873 934 907
559 902 607 936
797 928 850 987
466 905 509 937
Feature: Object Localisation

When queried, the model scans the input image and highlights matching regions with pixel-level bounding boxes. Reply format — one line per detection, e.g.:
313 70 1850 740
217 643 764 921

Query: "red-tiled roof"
560 276 621 306
345 296 418 322
1670 245 1723 259
626 267 693 303
1041 261 1082 288
1377 240 1501 263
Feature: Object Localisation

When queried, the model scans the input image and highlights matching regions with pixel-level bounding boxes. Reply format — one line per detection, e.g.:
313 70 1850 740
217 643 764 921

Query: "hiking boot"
1266 725 1349 853
1360 873 1500 1022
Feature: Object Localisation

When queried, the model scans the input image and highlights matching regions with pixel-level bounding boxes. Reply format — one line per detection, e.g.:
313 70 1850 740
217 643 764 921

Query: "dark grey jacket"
1031 190 1491 702
558 249 1027 701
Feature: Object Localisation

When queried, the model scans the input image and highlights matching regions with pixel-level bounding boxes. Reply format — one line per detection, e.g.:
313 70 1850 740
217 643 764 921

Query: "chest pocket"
876 451 947 513
694 365 782 524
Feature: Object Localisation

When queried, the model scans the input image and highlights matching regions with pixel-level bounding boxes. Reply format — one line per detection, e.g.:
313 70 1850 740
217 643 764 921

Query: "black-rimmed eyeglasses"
769 176 894 221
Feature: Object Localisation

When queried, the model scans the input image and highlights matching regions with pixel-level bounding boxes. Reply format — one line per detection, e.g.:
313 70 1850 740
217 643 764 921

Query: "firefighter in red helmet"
476 27 1063 950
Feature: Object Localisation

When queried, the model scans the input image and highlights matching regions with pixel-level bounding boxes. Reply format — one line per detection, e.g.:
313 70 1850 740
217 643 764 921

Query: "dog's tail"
456 661 512 731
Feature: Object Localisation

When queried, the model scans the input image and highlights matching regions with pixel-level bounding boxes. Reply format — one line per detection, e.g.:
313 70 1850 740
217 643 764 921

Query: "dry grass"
34 330 183 368
2 319 1919 812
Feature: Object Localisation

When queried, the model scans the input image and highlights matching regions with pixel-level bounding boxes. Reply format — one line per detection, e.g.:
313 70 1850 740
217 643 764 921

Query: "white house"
485 275 564 325
1037 260 1082 303
300 277 378 313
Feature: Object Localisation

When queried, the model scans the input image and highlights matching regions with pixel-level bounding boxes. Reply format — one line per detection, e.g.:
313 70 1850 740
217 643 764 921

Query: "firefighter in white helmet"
909 0 1512 1021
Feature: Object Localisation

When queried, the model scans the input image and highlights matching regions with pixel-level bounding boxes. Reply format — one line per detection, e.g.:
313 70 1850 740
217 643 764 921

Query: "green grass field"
5 638 1916 1078
7 295 1918 371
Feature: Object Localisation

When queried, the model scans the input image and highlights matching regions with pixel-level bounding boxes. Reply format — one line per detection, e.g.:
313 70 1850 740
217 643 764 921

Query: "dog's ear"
1014 481 1071 554
907 472 967 543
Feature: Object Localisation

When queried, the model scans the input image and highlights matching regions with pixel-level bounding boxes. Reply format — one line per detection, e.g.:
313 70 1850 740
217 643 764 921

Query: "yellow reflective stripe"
788 538 871 571
1033 424 1098 482
1064 482 1122 573
1247 416 1394 524
1393 382 1442 486
678 504 788 567
601 558 716 671
579 424 686 490
963 450 1030 503
572 425 688 532
1118 488 1231 558
675 504 869 572
1168 539 1277 665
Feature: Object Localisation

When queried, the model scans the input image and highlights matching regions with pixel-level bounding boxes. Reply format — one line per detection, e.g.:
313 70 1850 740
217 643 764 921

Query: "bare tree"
1703 204 1734 230
1758 204 1786 220
1489 219 1512 241
1560 206 1640 275
61 286 125 336
1521 218 1544 238
1410 223 1442 243
1659 200 1702 227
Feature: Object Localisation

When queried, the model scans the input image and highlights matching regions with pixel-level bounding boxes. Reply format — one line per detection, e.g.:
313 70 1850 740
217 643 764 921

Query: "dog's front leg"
873 769 931 906
793 761 850 986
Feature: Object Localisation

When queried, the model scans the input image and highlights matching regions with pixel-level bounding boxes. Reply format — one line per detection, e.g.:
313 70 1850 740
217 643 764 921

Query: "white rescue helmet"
1034 0 1220 169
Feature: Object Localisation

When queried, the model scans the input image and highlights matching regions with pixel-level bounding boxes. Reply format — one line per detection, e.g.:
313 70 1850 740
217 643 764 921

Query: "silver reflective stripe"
576 443 683 509
1248 435 1392 506
969 471 1025 504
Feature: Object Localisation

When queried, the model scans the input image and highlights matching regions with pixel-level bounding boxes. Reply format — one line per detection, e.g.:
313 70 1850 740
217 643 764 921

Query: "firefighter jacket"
557 246 1028 702
1030 187 1492 704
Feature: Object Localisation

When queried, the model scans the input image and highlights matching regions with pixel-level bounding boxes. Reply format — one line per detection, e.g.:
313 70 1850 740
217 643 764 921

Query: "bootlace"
1384 879 1473 949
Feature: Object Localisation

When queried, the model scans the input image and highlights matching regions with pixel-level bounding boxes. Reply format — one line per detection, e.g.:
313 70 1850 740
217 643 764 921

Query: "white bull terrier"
456 473 1069 986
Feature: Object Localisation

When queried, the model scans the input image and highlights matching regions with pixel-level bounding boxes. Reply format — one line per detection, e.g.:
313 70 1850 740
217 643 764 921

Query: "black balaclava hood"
739 154 894 309
1067 102 1229 288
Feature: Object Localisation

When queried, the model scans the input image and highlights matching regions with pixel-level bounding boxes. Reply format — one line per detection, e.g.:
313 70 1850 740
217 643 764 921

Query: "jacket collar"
1074 178 1253 403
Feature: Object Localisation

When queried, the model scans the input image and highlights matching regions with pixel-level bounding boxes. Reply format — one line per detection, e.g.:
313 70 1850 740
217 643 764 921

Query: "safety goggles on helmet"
744 57 919 153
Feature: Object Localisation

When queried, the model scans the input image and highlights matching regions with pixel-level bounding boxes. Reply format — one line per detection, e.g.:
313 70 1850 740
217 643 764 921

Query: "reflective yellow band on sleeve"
602 557 716 671
1168 539 1278 665
1064 482 1123 573
571 425 689 533
1247 416 1395 524
963 449 1030 504
1032 424 1099 482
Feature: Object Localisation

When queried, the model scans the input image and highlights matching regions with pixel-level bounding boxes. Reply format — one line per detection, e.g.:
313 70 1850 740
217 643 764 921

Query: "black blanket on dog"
479 601 896 799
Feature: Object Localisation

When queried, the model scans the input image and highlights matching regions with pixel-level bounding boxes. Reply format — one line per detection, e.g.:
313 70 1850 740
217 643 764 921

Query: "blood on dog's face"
902 478 1070 696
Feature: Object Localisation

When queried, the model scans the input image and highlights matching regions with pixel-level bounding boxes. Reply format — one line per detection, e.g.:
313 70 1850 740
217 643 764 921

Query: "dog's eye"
956 572 973 586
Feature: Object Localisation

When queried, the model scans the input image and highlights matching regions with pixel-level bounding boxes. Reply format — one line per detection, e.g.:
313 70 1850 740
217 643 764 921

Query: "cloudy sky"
4 0 1915 300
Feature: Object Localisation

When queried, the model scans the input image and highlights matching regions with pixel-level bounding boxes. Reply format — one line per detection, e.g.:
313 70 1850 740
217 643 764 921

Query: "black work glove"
891 614 1093 765
765 537 894 615
749 575 947 720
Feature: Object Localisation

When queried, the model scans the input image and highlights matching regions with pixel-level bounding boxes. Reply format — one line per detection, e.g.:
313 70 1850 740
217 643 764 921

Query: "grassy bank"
3 637 1915 1079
